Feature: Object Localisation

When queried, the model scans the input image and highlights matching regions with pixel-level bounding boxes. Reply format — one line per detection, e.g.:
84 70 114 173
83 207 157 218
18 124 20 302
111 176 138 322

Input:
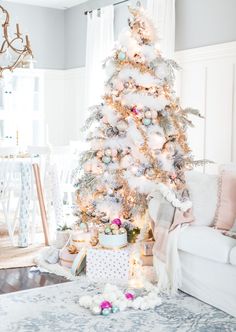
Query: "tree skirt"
0 279 235 332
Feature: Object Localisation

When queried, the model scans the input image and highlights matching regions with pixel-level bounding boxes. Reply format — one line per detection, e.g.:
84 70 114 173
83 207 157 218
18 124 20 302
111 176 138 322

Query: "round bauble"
104 148 112 157
111 223 119 230
124 82 129 89
118 51 126 61
118 131 126 137
116 120 128 132
111 306 120 313
151 110 158 119
106 127 115 138
100 300 112 310
79 222 87 230
84 163 92 173
119 227 126 234
92 306 101 315
114 80 124 91
90 236 99 247
144 110 152 118
102 308 111 316
102 116 108 124
96 150 103 158
145 167 156 180
131 106 139 115
112 218 122 227
112 149 118 157
104 227 111 234
102 156 111 164
125 292 135 300
142 118 152 126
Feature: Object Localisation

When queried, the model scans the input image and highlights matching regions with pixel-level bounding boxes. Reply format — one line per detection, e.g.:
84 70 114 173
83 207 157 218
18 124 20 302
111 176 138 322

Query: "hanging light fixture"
0 5 33 78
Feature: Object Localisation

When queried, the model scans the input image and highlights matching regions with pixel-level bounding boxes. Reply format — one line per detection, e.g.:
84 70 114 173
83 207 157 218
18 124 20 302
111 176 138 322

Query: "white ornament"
151 110 157 119
116 120 128 131
145 110 152 118
105 148 112 157
92 306 101 315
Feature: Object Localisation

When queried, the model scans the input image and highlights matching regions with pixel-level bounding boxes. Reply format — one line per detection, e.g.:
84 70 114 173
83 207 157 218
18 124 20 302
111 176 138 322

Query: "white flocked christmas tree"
75 4 202 229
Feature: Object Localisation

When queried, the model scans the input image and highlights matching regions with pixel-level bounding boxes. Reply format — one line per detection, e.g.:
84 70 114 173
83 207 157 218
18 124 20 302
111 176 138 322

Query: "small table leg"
32 163 49 246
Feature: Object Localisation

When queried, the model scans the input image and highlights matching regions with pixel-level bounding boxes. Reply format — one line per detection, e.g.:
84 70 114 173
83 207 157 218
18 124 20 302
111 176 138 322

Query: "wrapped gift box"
141 255 153 266
71 231 91 250
86 247 131 284
59 247 78 268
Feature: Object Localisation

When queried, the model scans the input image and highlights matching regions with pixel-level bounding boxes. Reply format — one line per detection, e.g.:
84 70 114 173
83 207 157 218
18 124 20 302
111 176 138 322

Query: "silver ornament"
116 120 128 131
105 148 112 156
145 110 152 119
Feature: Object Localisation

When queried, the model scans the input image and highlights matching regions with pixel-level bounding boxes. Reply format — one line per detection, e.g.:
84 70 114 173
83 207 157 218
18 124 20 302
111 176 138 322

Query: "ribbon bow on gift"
68 245 79 254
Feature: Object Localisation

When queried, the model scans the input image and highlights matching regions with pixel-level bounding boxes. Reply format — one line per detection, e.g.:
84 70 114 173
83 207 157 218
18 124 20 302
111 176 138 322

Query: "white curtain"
146 0 175 58
85 5 114 109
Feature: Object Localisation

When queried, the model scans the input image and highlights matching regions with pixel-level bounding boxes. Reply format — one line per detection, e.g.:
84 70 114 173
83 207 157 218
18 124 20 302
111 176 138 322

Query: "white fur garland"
79 283 162 314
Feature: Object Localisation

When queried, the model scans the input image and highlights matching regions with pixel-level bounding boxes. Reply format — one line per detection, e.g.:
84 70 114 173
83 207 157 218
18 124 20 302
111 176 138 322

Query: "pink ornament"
170 172 177 180
125 292 135 300
131 106 139 115
100 300 112 309
102 116 108 124
111 218 122 227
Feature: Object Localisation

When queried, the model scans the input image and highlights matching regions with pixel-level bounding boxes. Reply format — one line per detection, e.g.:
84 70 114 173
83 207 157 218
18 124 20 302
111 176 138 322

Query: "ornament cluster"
99 218 127 236
79 284 162 315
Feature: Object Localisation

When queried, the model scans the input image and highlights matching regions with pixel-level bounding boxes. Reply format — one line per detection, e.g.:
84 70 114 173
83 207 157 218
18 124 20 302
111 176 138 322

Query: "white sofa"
178 171 236 317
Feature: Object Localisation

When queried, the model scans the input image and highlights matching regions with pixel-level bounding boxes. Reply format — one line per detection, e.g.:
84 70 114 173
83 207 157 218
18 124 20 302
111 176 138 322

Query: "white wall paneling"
175 41 236 174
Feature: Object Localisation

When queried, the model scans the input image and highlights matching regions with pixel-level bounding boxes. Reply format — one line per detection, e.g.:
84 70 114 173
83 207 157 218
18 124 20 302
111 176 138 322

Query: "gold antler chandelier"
0 5 33 77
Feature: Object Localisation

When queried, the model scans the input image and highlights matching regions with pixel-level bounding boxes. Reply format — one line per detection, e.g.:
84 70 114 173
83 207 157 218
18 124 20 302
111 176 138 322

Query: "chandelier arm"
0 5 33 77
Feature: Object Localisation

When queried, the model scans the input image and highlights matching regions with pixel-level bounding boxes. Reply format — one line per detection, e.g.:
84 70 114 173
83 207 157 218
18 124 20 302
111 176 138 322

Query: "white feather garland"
122 92 169 111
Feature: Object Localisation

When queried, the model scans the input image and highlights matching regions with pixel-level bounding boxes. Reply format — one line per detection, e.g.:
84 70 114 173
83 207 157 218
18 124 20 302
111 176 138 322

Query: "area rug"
0 278 235 332
0 235 45 269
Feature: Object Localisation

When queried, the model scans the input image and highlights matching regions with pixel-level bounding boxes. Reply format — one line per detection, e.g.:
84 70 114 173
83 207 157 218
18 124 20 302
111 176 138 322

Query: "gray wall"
175 0 236 51
1 1 64 69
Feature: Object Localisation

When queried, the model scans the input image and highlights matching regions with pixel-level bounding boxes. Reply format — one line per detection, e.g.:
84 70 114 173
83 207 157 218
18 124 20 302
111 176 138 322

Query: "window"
0 69 44 148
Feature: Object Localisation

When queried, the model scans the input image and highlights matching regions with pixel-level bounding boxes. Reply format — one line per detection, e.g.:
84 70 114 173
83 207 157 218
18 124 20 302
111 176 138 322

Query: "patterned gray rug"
0 278 235 332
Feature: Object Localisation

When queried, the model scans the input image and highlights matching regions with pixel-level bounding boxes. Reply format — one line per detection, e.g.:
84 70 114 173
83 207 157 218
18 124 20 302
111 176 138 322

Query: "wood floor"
0 267 69 295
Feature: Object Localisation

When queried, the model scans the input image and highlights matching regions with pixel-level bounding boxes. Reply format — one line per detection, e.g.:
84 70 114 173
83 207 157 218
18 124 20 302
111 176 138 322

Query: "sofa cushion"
214 170 236 230
178 226 236 264
230 247 236 266
185 171 218 227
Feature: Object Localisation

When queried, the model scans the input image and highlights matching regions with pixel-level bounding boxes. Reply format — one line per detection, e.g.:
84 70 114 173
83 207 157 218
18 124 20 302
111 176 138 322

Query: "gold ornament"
68 245 79 254
90 236 99 247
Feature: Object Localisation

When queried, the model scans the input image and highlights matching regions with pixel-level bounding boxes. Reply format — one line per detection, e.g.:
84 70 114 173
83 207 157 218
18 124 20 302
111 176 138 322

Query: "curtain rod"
84 0 129 15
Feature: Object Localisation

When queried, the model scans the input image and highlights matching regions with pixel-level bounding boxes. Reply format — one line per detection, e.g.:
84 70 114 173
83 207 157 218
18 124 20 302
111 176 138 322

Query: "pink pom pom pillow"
214 170 236 230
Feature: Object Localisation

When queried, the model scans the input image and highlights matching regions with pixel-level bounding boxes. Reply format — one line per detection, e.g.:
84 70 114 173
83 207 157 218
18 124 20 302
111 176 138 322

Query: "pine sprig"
184 107 204 118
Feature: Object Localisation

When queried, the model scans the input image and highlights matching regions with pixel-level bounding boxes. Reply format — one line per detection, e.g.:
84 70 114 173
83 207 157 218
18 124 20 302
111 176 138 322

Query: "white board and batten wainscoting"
40 41 236 174
175 41 236 174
